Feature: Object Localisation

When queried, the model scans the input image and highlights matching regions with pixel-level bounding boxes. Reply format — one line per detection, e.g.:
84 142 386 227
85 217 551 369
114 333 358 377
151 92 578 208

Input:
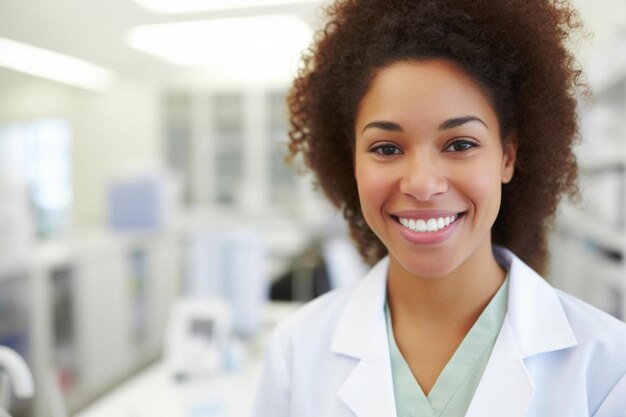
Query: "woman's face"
354 59 516 279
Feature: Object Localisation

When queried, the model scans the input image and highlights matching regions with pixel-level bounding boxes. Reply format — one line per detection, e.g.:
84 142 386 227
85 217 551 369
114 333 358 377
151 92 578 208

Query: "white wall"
70 81 162 231
0 72 163 233
572 0 626 63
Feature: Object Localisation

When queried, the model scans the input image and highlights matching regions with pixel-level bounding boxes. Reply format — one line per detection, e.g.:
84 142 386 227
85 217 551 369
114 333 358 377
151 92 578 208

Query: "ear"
501 133 517 184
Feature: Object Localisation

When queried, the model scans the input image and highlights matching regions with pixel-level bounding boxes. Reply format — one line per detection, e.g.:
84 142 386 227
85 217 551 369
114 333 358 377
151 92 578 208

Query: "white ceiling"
0 0 327 86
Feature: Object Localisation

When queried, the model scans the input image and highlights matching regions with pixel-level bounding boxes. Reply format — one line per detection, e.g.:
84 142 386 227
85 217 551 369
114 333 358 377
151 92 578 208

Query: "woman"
252 0 626 416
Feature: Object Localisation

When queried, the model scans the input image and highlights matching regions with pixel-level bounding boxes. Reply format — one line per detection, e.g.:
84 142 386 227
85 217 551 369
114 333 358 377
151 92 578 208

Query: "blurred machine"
164 298 231 381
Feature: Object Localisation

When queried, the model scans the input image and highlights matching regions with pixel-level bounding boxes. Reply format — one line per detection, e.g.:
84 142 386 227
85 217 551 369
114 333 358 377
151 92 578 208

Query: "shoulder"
554 291 626 415
272 256 389 348
273 283 357 345
497 245 626 373
556 289 626 358
251 283 360 417
499 245 626 413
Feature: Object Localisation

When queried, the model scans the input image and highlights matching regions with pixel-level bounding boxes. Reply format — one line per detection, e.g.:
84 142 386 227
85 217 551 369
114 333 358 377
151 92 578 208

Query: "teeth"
398 215 458 233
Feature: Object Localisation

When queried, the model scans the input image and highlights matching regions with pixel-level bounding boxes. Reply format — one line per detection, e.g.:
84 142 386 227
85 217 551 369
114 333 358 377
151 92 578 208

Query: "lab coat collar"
331 246 579 417
331 247 578 359
493 245 578 357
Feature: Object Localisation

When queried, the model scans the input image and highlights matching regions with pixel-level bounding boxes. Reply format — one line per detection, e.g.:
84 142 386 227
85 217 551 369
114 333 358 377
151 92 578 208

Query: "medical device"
165 297 231 381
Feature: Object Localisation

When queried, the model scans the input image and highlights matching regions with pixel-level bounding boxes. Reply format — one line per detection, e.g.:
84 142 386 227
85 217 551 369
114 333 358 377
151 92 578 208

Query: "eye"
444 139 478 152
370 143 402 156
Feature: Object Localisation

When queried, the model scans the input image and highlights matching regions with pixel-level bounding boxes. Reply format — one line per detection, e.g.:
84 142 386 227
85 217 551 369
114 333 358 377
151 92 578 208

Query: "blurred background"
0 1 624 416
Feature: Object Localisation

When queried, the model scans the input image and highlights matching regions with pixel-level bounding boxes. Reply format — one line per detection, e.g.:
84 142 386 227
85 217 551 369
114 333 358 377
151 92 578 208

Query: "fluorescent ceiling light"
0 38 116 92
133 0 322 14
127 15 312 81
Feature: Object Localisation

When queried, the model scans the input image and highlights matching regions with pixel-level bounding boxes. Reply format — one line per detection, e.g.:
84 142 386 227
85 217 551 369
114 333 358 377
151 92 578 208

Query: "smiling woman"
251 1 626 416
354 60 515 282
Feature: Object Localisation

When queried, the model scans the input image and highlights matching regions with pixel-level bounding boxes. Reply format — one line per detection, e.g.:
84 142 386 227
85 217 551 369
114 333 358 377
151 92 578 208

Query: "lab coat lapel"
464 318 534 417
466 247 578 417
498 247 578 358
336 332 397 417
331 258 397 417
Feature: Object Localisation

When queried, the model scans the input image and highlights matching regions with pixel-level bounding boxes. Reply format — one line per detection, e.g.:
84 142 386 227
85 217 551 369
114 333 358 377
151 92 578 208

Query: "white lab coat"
251 246 626 417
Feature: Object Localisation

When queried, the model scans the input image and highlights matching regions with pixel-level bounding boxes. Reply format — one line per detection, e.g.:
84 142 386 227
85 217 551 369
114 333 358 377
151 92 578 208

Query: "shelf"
557 206 625 253
577 149 626 171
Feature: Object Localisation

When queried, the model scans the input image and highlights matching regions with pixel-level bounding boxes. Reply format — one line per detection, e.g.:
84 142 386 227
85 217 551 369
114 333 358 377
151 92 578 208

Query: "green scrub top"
385 276 509 417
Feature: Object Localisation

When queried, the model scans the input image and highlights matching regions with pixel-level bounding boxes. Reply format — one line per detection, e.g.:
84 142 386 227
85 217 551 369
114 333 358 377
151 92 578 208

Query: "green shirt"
385 276 509 417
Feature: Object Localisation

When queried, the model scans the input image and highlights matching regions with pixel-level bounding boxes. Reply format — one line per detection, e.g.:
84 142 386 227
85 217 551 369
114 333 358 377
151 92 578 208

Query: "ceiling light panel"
0 38 116 92
127 15 313 81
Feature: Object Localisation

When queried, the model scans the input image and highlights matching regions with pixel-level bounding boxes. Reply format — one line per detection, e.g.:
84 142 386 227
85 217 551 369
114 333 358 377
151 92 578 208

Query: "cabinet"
162 88 332 223
0 232 181 417
162 87 340 288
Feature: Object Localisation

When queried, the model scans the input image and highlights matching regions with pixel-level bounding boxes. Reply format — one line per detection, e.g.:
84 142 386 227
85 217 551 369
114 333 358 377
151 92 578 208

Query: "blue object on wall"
107 176 165 231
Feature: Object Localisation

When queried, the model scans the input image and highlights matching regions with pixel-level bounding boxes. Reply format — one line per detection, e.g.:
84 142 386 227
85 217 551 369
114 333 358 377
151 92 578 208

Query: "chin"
392 254 460 280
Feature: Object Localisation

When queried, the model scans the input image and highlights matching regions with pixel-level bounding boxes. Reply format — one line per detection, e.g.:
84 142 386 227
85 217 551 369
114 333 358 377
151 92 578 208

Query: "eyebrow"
361 121 403 133
439 116 488 131
361 116 488 134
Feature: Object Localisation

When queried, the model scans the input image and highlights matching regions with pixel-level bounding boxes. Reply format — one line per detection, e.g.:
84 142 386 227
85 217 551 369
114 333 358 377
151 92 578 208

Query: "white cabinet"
162 89 331 223
0 232 181 417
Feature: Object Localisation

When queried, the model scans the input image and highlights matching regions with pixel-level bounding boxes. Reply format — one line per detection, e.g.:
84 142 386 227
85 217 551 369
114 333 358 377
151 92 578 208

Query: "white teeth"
397 215 459 233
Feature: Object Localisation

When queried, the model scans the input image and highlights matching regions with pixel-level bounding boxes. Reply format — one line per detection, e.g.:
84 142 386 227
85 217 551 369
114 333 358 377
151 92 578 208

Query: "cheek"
355 168 377 205
355 164 391 211
460 164 503 214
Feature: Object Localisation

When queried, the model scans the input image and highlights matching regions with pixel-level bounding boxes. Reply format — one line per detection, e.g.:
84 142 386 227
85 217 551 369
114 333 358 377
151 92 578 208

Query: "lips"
390 210 465 241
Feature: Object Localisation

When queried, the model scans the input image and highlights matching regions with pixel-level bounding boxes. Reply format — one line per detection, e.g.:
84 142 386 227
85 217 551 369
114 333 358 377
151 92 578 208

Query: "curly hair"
288 0 583 273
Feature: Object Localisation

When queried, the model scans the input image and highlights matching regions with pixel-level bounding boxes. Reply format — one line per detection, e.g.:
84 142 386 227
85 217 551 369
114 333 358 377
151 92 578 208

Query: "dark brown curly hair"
288 0 584 273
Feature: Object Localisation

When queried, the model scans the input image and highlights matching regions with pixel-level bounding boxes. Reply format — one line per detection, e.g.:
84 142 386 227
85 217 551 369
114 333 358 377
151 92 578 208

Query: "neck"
386 242 506 333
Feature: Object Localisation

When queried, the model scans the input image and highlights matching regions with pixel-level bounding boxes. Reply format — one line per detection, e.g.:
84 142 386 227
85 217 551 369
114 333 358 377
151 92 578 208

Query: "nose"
398 153 448 201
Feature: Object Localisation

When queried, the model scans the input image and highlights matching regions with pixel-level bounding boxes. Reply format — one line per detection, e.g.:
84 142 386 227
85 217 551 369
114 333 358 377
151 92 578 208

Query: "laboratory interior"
0 0 625 416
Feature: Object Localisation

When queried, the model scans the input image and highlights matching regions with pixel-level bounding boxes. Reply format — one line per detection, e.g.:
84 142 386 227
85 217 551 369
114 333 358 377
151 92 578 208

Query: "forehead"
355 59 500 134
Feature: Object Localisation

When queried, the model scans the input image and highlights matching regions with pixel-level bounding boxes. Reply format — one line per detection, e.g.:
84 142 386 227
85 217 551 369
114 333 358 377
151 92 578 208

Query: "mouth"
391 213 464 233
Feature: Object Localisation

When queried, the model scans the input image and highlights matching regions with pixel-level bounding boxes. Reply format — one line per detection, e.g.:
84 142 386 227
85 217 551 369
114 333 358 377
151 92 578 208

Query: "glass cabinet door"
212 93 245 206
